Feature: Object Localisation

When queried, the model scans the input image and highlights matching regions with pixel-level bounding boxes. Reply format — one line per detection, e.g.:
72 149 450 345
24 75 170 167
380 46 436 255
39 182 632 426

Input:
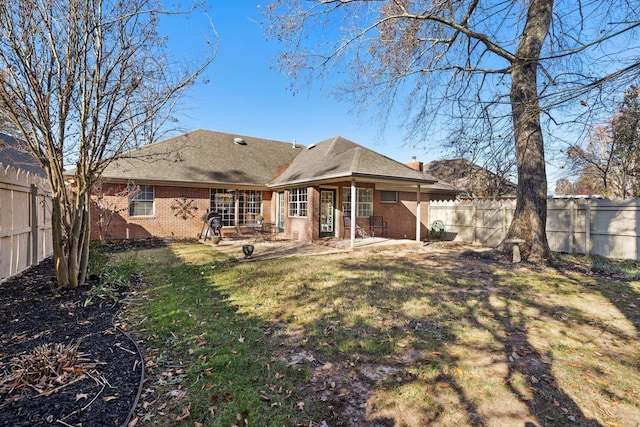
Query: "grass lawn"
116 242 640 426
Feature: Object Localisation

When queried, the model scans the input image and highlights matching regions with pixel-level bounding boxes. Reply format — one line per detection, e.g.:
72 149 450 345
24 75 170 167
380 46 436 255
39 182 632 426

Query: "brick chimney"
406 155 423 172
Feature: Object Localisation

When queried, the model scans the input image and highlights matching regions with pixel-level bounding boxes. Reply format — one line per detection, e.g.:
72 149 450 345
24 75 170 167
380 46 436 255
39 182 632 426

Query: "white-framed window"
129 185 154 216
288 187 308 217
357 188 373 216
380 190 398 203
342 187 373 217
239 190 262 224
210 188 236 226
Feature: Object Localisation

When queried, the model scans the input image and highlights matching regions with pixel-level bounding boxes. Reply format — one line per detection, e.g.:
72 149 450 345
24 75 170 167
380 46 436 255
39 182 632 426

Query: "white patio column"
234 190 240 225
350 179 356 248
416 184 422 242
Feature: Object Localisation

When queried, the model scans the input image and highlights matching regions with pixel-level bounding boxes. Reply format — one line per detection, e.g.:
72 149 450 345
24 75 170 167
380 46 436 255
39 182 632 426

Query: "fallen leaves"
236 409 249 426
175 404 190 421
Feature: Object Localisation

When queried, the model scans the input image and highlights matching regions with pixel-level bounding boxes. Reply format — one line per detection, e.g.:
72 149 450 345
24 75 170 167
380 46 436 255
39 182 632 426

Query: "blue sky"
167 1 436 167
160 2 640 194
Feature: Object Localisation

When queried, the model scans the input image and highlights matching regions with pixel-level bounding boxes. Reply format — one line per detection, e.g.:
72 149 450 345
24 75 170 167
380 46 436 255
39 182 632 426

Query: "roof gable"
270 136 437 187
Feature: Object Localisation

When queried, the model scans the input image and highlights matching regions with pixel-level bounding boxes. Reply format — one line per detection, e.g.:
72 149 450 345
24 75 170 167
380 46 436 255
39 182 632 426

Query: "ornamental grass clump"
0 342 90 398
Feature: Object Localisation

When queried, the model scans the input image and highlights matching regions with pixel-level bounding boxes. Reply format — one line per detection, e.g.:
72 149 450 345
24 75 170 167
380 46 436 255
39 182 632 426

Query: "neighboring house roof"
101 130 446 190
421 177 460 194
0 133 46 177
269 136 438 188
100 129 303 187
424 158 517 198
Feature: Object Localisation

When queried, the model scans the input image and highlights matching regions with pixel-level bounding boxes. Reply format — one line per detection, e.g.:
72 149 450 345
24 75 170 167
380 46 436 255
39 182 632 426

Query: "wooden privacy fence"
0 164 53 282
429 198 640 261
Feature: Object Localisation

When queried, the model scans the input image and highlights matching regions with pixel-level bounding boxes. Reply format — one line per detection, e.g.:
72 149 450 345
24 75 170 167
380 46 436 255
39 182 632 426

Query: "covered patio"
268 136 458 247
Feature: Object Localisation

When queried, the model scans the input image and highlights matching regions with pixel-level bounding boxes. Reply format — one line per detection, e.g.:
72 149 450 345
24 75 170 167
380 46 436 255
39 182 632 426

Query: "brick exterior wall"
91 183 211 240
90 182 454 242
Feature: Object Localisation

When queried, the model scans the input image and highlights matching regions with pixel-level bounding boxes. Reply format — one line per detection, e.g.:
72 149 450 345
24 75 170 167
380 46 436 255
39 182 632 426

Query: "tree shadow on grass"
282 252 605 426
551 256 640 335
470 278 602 426
184 245 638 426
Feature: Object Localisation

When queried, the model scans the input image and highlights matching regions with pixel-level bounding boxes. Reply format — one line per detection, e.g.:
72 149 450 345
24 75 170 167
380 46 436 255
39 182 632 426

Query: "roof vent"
307 143 316 150
233 137 247 146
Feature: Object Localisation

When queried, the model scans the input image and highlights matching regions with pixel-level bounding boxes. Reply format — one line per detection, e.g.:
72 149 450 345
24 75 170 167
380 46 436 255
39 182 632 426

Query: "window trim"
342 187 373 217
380 190 398 203
128 184 154 217
288 187 308 218
239 189 263 224
210 188 236 226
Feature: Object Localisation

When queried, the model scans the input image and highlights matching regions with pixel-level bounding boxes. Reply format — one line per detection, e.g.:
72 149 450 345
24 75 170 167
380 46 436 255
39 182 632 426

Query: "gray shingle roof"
0 133 46 177
100 131 449 189
424 158 517 198
269 136 438 187
100 130 303 187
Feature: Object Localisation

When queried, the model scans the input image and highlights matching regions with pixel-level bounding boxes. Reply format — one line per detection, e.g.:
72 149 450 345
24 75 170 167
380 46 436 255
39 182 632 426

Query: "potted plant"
255 215 264 225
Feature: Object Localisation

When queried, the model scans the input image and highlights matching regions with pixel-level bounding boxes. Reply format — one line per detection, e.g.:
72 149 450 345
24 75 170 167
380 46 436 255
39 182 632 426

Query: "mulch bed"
0 258 142 426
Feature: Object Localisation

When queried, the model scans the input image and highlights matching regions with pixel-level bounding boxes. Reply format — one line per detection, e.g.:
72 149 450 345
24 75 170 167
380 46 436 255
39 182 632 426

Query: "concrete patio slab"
201 237 423 262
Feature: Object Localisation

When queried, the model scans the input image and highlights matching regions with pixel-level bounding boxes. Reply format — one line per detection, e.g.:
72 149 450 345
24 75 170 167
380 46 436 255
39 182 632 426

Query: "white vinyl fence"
0 164 53 282
429 198 640 260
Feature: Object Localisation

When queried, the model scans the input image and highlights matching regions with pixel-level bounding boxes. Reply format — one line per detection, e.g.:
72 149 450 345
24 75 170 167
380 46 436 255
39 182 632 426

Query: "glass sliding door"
276 191 285 232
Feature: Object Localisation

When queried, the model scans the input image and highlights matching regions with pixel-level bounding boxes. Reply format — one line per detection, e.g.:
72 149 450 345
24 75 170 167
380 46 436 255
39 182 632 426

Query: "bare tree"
93 180 142 241
0 0 215 288
554 178 576 196
265 0 640 259
0 115 15 135
566 88 640 199
554 173 604 197
424 158 516 199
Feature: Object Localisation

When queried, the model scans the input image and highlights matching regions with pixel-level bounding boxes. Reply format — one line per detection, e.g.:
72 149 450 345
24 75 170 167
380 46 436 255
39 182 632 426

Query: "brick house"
92 129 457 243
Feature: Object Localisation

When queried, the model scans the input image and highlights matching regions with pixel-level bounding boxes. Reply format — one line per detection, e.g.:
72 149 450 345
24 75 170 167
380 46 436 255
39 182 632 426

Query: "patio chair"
234 223 256 238
369 215 388 238
342 215 368 238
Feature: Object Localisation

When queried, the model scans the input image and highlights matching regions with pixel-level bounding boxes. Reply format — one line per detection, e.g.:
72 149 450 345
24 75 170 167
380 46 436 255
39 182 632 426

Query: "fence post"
570 200 576 254
502 204 507 236
585 199 591 255
473 203 478 244
30 184 39 266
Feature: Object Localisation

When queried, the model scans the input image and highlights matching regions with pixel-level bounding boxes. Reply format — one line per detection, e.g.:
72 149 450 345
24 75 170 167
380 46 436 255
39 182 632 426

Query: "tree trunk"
506 0 554 260
49 185 91 289
51 194 71 287
77 191 91 288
